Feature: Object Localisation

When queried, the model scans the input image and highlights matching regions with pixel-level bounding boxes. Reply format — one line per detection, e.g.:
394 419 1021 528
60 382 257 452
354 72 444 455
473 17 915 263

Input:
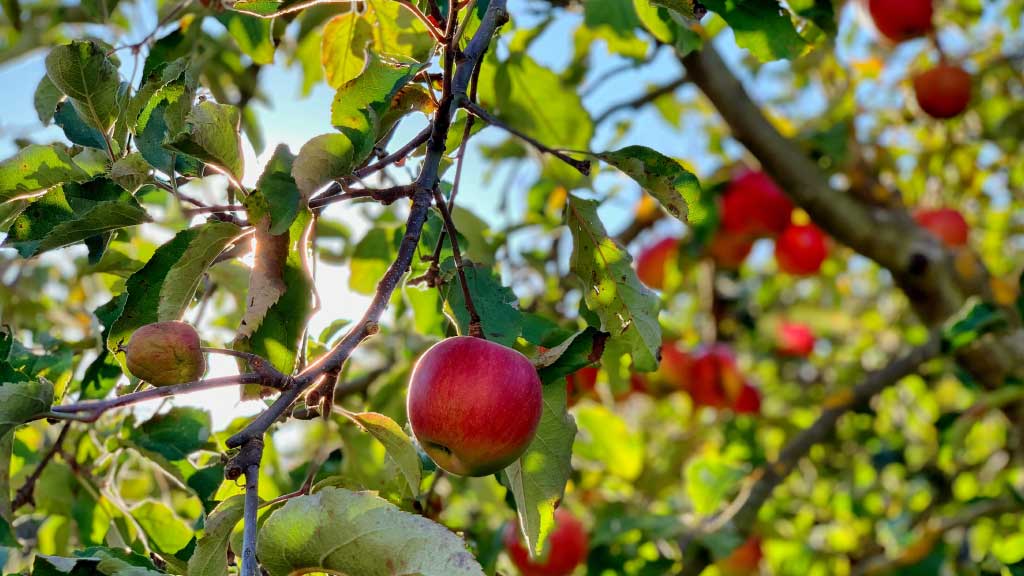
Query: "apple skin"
566 366 599 406
721 170 794 237
775 224 828 276
688 345 761 414
913 64 971 119
504 508 588 576
636 237 679 290
124 321 206 386
777 322 815 357
867 0 933 42
708 231 755 270
718 536 764 576
407 336 542 477
914 208 969 247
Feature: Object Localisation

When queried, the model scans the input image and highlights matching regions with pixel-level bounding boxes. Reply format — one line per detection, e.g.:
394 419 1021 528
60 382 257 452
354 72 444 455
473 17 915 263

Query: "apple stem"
432 186 486 338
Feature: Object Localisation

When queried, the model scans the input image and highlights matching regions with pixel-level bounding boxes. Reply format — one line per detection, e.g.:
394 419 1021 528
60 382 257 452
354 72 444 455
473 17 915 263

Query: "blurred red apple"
732 384 762 415
914 207 969 247
718 535 764 576
709 231 755 270
867 0 933 42
635 237 679 290
777 322 815 357
775 224 828 275
566 366 599 406
721 170 794 237
913 64 971 119
688 345 761 414
504 508 589 576
407 337 542 477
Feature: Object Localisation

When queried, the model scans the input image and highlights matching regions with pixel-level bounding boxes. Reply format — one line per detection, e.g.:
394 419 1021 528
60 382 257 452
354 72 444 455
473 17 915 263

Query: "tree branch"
593 74 689 126
679 335 942 576
679 41 1023 386
461 100 592 176
12 421 72 510
432 186 483 337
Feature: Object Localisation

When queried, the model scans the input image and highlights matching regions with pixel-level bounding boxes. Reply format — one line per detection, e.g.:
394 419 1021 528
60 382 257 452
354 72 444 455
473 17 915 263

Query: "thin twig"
593 75 689 125
48 374 265 422
233 0 354 19
393 0 446 42
432 187 483 337
12 421 72 510
309 184 416 211
461 100 591 176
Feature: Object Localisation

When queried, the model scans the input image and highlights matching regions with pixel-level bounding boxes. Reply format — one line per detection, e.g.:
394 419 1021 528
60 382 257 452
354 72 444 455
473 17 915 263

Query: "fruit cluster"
867 0 972 119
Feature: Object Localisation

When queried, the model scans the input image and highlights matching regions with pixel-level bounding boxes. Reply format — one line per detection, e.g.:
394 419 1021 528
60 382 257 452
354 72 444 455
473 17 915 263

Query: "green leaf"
331 52 425 159
135 75 201 176
942 300 1008 353
349 225 399 295
701 0 808 62
254 144 301 235
80 293 127 399
165 101 244 182
34 75 62 125
128 407 213 461
292 132 360 200
685 452 746 515
597 145 706 224
535 327 608 381
132 501 193 555
321 9 374 89
217 12 276 65
574 404 644 480
81 0 121 22
54 96 111 151
0 144 89 203
108 223 236 356
3 178 151 258
338 410 422 496
478 53 594 150
257 487 484 576
109 153 152 193
566 195 662 371
648 0 705 21
502 378 577 558
234 210 314 377
45 41 121 133
0 380 55 438
157 221 243 321
188 495 245 576
438 258 523 347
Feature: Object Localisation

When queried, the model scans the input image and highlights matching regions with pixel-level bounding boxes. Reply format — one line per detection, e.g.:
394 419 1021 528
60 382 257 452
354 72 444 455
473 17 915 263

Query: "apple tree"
0 0 1022 574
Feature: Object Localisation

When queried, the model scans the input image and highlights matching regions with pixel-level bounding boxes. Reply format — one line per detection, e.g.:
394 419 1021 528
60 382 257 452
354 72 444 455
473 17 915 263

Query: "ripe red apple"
635 237 679 290
708 231 755 269
687 345 761 414
867 0 933 42
775 224 828 276
721 170 794 237
732 384 762 415
407 336 542 477
504 508 588 576
718 535 764 576
914 207 969 247
913 64 972 119
124 321 206 386
566 366 599 406
777 321 815 357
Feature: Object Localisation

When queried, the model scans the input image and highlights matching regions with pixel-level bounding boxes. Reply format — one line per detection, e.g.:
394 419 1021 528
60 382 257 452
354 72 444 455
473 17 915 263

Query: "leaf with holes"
597 145 706 224
165 101 244 182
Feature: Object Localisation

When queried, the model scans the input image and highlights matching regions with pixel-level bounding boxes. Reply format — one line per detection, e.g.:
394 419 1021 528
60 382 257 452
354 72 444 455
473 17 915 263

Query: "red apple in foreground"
718 535 764 576
775 224 828 275
913 64 972 119
777 322 815 357
124 321 206 386
721 170 793 237
504 508 588 576
407 336 542 477
636 237 679 290
914 207 969 247
867 0 933 42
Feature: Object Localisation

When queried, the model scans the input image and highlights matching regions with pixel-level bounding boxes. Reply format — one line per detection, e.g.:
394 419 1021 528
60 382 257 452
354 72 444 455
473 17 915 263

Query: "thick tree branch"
679 42 1023 386
679 335 942 576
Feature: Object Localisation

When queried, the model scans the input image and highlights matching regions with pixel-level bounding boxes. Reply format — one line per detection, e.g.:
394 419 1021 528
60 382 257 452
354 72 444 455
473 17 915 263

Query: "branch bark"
679 41 1023 386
